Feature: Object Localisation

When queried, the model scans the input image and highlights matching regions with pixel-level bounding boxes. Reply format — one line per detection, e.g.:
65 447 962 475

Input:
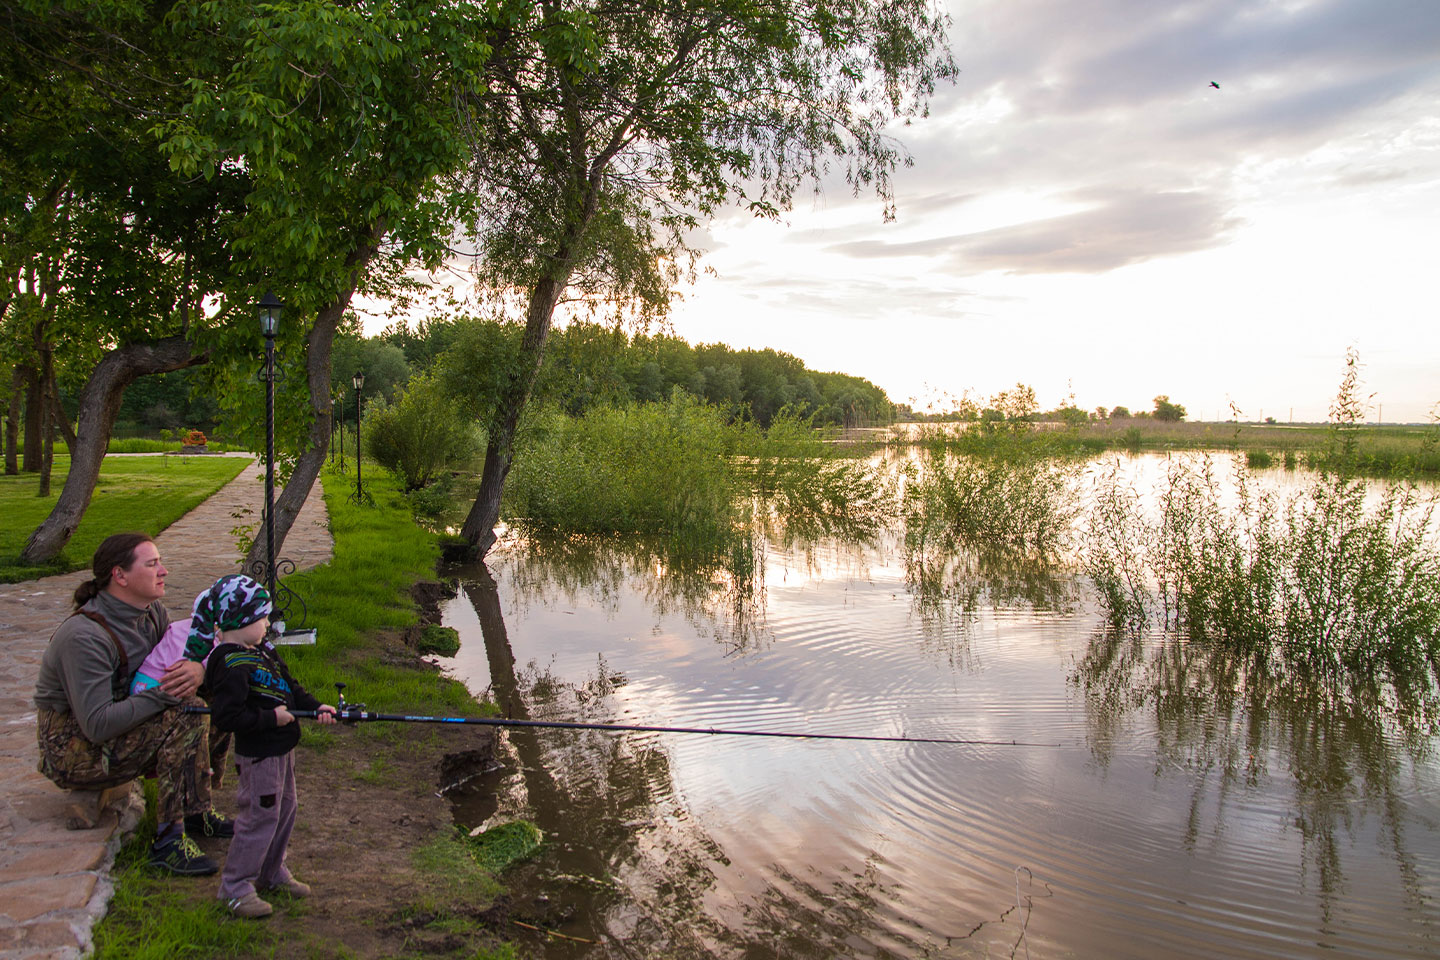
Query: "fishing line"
182 704 1059 748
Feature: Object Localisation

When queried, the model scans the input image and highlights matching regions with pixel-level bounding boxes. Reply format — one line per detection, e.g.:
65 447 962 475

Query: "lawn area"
92 462 515 960
0 454 251 583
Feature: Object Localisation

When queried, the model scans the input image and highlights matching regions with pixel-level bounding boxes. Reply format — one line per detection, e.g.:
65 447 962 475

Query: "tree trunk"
37 378 53 498
36 346 63 496
21 365 40 472
243 224 384 572
47 366 77 453
19 337 205 564
459 273 568 556
5 365 21 475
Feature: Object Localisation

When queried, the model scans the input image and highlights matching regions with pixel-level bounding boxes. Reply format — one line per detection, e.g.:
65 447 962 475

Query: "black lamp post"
350 370 366 504
257 291 283 600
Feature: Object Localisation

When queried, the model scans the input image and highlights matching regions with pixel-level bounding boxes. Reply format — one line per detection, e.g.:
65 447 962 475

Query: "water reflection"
499 534 771 655
458 565 709 953
454 564 938 958
439 457 1440 959
1075 626 1438 925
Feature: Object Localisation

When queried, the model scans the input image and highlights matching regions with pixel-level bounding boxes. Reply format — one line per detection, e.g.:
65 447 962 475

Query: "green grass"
93 783 278 960
0 455 251 582
464 821 543 874
412 833 505 904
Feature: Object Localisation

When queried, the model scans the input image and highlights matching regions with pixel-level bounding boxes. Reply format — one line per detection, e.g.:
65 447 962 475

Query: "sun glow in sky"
660 0 1440 422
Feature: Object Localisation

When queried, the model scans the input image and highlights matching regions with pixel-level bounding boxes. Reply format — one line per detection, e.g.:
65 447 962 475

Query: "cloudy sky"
663 0 1440 422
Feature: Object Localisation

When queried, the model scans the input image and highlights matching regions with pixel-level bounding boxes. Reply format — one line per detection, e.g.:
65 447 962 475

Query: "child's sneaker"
227 892 273 918
149 833 218 875
184 808 234 838
267 876 311 898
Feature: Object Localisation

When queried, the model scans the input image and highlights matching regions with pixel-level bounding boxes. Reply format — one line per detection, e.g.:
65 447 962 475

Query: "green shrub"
504 392 741 549
364 375 482 491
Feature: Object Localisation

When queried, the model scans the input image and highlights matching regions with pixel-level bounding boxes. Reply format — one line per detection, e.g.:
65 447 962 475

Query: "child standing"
196 575 335 918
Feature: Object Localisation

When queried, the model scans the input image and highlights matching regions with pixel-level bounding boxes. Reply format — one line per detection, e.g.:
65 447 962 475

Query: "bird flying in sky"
1210 81 1221 89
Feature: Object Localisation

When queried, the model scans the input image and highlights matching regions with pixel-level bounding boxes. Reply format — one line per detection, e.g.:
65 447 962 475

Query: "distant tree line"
896 389 1188 424
351 317 892 430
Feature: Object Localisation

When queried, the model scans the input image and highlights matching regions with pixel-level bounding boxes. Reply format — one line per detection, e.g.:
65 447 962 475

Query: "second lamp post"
349 370 367 504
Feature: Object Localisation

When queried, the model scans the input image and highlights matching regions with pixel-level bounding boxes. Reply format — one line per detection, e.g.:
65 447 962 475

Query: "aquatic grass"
0 454 250 582
739 410 895 536
1081 454 1440 714
1078 459 1150 628
902 446 1081 555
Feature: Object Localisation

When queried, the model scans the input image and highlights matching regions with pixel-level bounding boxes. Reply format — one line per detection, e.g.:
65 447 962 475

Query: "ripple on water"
443 520 1440 960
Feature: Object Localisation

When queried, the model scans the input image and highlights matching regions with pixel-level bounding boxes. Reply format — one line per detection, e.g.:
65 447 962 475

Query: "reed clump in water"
503 394 890 557
1082 455 1440 709
504 393 741 551
902 423 1082 556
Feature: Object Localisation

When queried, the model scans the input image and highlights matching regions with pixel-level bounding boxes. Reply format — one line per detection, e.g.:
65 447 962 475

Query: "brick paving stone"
0 875 97 923
0 842 108 877
0 458 332 948
0 918 84 956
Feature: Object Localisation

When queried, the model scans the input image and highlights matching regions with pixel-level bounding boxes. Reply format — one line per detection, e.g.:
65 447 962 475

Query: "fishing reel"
333 682 367 723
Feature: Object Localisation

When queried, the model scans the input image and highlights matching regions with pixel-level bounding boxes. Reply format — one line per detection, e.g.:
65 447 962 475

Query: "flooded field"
438 455 1440 958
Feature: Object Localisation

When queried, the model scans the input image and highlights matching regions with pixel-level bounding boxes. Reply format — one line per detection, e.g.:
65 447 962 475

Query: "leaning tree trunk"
19 337 204 564
459 272 570 556
243 224 383 572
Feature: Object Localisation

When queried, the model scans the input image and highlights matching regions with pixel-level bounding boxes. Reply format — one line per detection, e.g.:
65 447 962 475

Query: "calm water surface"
441 456 1440 958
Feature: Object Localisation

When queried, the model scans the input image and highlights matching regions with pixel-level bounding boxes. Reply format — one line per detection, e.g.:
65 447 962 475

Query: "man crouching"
34 532 231 875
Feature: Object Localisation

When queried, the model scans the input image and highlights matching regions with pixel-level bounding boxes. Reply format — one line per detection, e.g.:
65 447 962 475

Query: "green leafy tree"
453 0 954 555
1153 395 1187 422
155 0 497 571
4 1 247 562
364 375 480 490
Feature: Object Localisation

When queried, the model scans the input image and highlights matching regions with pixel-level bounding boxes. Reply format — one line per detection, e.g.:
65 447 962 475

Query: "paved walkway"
0 461 333 959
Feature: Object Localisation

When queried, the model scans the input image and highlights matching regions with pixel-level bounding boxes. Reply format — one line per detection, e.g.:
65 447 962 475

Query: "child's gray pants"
218 751 297 900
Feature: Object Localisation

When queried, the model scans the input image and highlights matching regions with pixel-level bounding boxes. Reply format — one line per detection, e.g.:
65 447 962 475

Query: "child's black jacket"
205 641 320 758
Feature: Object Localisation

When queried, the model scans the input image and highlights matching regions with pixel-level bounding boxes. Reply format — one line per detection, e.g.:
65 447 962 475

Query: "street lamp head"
352 371 365 390
258 291 284 337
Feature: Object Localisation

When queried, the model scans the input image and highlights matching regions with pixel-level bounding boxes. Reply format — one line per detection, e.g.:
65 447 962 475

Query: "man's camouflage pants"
36 697 226 824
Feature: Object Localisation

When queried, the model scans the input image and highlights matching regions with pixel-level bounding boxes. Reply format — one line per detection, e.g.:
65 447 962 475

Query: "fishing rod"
183 683 1058 748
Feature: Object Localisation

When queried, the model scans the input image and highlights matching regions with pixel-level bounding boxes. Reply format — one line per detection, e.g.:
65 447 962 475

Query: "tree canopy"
454 0 955 553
